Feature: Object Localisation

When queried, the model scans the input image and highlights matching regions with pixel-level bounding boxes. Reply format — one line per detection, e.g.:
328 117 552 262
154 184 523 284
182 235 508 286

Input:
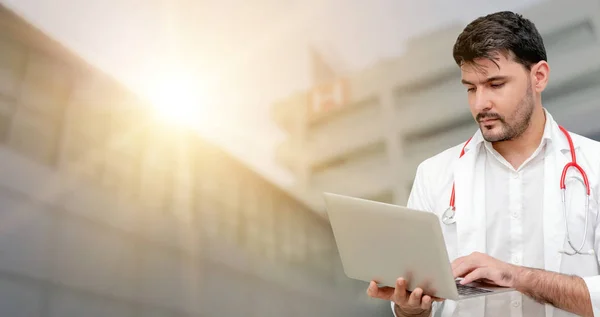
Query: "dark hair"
452 11 547 70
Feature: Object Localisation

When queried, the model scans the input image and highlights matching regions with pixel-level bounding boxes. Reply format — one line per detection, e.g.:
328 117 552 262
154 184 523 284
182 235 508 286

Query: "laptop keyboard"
456 281 493 296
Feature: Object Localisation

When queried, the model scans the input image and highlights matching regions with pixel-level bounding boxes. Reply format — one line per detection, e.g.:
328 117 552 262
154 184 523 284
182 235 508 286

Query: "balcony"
310 142 392 199
306 98 384 166
393 71 469 137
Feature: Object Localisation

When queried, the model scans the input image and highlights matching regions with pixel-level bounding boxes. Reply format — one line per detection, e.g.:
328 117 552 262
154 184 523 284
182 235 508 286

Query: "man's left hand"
451 252 522 287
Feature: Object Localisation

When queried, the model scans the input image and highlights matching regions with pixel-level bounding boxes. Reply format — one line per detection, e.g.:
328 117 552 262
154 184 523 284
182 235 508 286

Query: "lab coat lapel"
543 118 570 317
543 121 568 272
454 135 487 257
453 133 486 317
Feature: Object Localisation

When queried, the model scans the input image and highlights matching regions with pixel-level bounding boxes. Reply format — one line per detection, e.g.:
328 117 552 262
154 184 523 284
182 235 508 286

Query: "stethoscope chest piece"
441 207 457 225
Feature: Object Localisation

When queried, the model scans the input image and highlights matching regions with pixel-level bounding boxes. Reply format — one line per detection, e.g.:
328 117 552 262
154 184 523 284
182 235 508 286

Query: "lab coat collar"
545 109 578 153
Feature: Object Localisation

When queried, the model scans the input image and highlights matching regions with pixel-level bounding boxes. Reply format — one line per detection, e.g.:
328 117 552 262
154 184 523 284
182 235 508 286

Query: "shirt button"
512 300 521 307
512 212 518 218
512 256 521 265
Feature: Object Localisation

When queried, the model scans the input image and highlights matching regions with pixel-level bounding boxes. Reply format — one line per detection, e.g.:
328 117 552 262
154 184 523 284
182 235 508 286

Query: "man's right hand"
366 278 441 317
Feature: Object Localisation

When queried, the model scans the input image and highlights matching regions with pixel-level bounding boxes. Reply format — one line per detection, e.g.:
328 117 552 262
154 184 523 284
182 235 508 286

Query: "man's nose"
473 89 492 113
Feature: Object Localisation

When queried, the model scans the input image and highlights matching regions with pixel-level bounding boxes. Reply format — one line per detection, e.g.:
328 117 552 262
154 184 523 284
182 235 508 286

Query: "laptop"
323 192 514 301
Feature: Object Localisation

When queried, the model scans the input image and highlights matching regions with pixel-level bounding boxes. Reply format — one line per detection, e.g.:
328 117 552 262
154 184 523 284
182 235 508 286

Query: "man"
367 11 600 317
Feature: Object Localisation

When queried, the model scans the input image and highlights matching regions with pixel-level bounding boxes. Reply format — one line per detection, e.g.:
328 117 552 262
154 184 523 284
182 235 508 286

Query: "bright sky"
2 0 546 189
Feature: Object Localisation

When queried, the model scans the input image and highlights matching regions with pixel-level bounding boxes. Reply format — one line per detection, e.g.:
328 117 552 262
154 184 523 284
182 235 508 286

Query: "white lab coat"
403 111 600 317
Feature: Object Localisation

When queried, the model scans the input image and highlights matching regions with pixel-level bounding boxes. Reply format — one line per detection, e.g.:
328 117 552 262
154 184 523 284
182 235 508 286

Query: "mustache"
476 112 503 122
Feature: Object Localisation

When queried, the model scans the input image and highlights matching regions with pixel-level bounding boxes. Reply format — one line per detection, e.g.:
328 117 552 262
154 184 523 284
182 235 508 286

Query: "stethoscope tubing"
442 126 593 256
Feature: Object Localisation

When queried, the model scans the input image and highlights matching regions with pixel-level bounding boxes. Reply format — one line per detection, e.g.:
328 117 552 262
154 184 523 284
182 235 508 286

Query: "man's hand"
451 252 521 287
367 278 442 317
452 252 594 317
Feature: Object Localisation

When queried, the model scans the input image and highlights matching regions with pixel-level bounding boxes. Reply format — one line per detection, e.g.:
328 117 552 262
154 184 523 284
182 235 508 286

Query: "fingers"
451 252 487 278
391 278 408 303
367 278 440 313
408 288 435 311
421 295 433 310
452 256 480 279
453 262 475 279
367 281 394 300
407 287 423 307
451 255 466 272
461 267 487 285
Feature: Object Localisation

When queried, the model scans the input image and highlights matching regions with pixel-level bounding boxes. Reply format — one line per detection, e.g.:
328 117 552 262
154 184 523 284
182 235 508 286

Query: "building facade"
0 5 389 317
272 0 600 214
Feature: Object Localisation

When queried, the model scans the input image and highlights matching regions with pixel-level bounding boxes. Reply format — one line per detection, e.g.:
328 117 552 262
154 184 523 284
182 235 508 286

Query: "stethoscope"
441 126 597 256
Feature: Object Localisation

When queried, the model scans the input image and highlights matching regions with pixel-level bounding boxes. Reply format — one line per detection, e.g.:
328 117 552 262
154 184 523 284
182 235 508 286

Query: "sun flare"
146 71 205 128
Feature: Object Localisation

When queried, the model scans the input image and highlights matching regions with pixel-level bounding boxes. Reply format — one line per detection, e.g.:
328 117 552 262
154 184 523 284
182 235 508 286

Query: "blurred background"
0 0 598 316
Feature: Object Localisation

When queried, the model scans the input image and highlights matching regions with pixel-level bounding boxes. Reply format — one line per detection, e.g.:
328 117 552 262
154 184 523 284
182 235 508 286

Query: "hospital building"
0 4 391 317
272 0 600 214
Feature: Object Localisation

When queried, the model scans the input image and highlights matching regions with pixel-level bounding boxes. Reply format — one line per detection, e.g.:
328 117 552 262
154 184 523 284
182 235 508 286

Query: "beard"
477 83 535 143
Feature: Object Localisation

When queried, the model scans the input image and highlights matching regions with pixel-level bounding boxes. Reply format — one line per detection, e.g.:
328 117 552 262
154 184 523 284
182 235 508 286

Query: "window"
271 197 286 262
61 104 109 182
280 203 308 264
142 166 172 211
196 196 220 240
0 97 15 142
278 201 295 261
102 148 136 197
8 106 60 165
0 37 25 99
139 133 175 214
308 221 335 276
192 151 221 241
19 51 71 119
261 193 277 261
292 211 308 263
101 108 146 199
7 51 71 166
238 180 261 253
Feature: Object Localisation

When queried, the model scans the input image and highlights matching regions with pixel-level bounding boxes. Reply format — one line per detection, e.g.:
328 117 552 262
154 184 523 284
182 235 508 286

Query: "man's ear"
531 61 550 93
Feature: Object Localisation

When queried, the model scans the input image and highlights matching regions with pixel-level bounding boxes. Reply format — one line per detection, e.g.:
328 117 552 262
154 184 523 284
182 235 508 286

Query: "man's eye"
490 83 505 88
467 87 475 93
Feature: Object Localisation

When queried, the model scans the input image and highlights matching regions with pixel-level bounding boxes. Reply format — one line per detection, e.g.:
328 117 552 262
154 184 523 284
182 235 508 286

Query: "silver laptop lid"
323 192 460 300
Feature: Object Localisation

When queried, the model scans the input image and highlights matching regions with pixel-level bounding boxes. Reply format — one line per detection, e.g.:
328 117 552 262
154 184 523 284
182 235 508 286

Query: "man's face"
460 53 536 142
